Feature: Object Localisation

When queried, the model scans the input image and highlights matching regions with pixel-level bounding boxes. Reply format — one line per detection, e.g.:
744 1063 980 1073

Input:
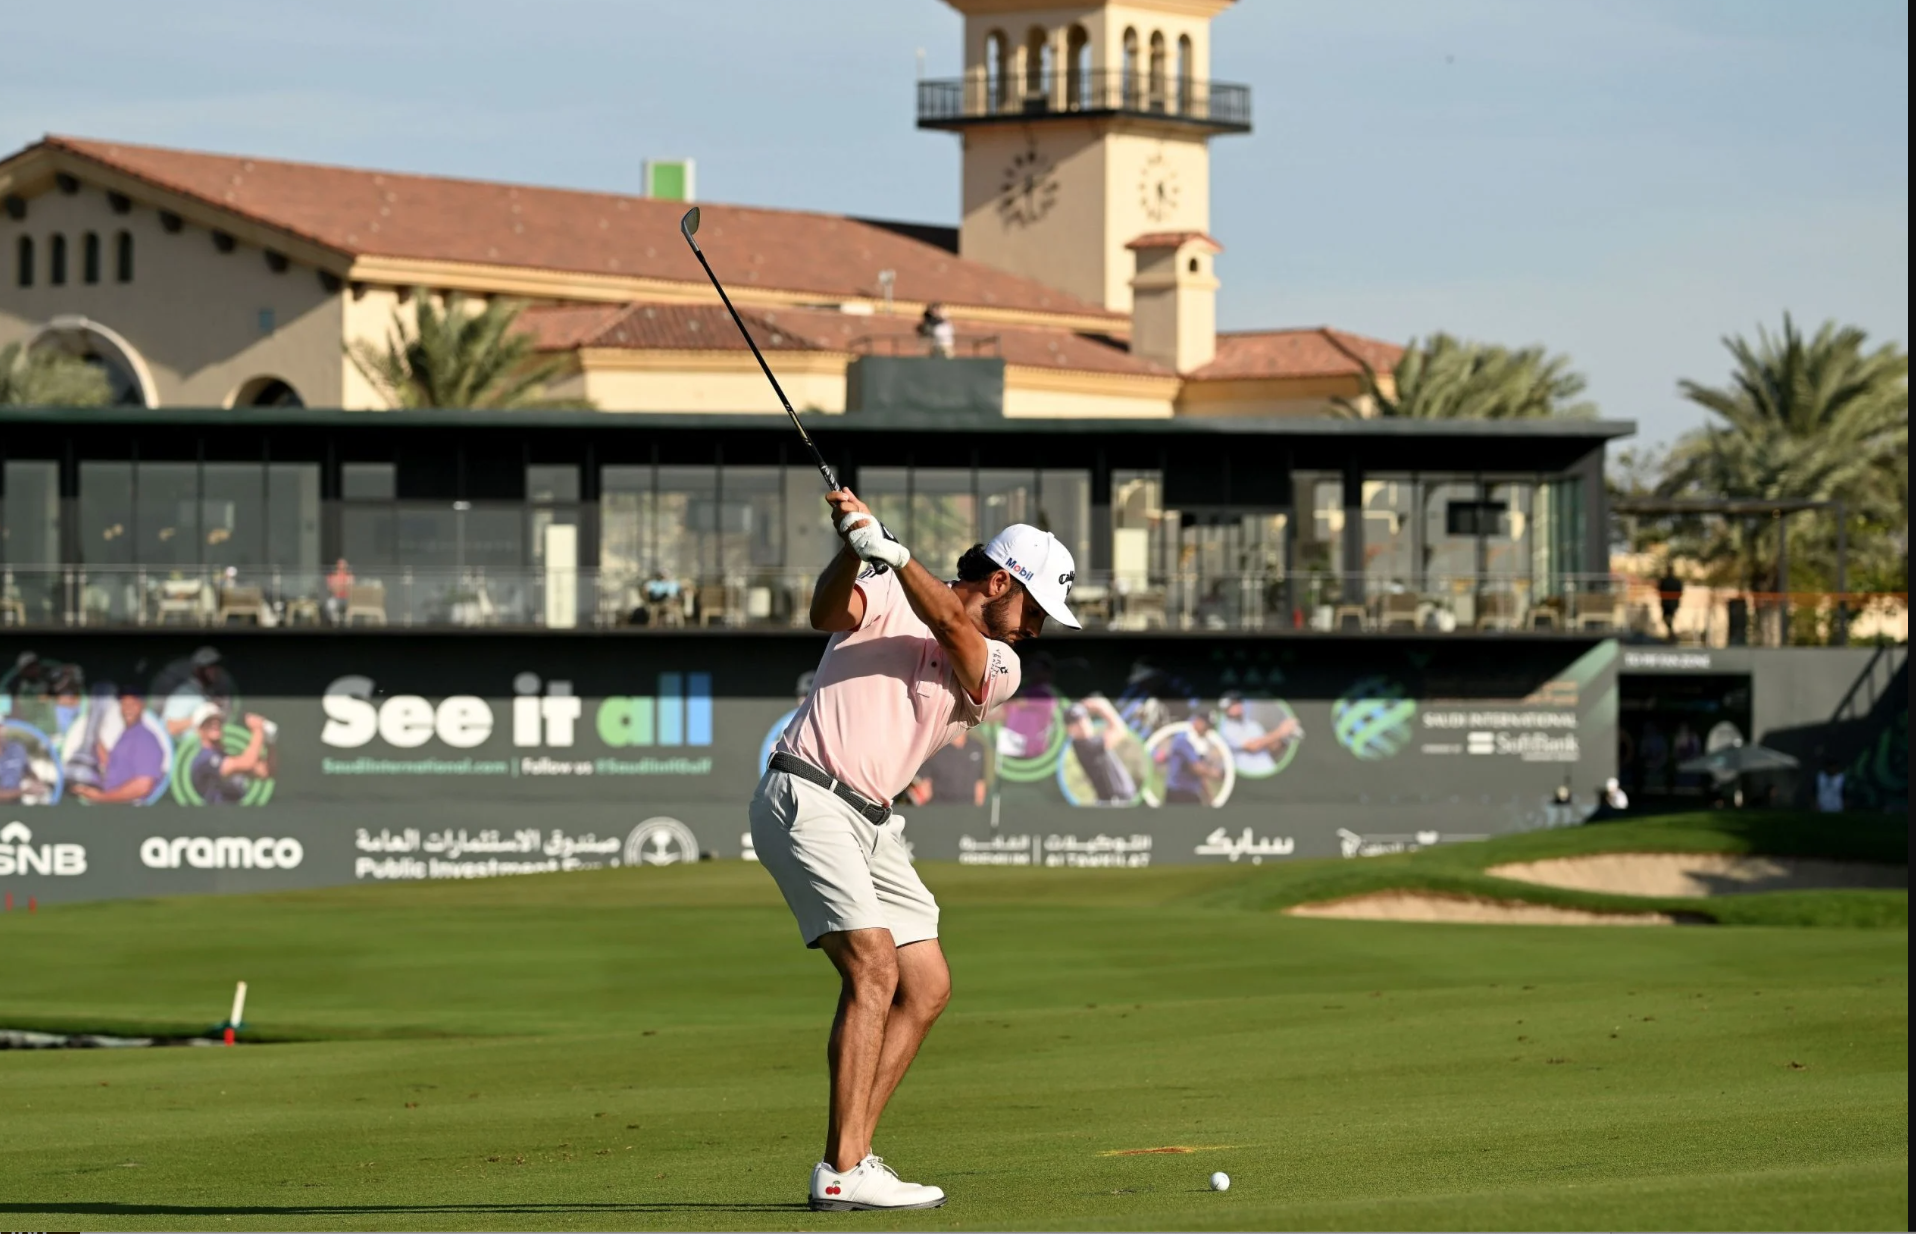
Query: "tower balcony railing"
917 69 1251 133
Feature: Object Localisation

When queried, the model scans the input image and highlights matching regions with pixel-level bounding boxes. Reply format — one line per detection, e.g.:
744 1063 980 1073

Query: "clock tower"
919 0 1249 315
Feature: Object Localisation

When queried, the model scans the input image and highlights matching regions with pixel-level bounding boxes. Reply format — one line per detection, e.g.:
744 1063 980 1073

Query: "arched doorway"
231 376 305 408
25 315 157 407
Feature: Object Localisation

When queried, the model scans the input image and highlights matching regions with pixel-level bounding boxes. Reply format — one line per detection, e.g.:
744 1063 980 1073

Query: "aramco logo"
1332 676 1417 761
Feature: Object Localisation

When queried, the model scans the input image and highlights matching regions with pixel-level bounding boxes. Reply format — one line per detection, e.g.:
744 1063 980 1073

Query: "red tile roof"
520 302 821 352
28 136 1116 321
1125 231 1223 252
524 300 1170 377
1188 327 1404 382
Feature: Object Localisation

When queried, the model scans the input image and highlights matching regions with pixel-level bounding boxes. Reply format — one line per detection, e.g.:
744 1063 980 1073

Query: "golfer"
750 487 1078 1212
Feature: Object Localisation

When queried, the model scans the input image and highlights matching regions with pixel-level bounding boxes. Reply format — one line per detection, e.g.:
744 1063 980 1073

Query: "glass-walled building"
0 407 1623 633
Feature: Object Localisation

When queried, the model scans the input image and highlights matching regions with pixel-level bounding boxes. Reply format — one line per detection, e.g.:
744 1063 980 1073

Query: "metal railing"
917 70 1252 131
6 564 1896 642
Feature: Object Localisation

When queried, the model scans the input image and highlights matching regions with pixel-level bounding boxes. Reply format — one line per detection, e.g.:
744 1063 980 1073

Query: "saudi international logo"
1332 676 1417 761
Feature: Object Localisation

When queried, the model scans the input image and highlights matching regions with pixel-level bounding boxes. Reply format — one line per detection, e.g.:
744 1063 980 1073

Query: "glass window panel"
201 462 264 569
1362 476 1415 589
1289 474 1343 577
341 506 399 571
267 463 321 572
527 464 579 504
3 461 60 563
719 466 782 572
342 462 396 500
1111 470 1167 583
856 468 911 560
136 463 199 567
79 461 134 566
911 468 976 581
783 467 839 574
657 465 717 578
1038 469 1090 570
598 465 652 583
1486 482 1533 582
1425 477 1479 597
978 469 1035 543
393 505 461 570
461 504 524 570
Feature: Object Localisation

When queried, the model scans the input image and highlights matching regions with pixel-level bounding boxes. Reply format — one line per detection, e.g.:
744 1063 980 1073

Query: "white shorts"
749 769 939 949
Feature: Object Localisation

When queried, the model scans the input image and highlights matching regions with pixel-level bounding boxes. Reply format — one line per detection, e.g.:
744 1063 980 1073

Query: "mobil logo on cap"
1002 557 1036 582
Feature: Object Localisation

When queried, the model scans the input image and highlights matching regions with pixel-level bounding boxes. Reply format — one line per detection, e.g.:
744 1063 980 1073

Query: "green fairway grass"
0 813 1905 1231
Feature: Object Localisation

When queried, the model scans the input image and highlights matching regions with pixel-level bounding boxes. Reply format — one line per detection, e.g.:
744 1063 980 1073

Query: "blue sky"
4 0 1905 446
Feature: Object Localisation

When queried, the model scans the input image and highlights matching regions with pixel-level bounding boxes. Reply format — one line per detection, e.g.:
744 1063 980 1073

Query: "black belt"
768 752 892 825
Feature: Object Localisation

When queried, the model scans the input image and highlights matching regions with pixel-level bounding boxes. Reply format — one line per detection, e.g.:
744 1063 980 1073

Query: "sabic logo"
141 835 305 870
0 821 88 877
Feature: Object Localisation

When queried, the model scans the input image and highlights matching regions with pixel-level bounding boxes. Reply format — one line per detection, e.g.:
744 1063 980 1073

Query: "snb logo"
0 821 86 877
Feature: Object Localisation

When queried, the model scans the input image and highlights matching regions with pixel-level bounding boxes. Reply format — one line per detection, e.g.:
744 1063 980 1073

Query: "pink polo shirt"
776 565 1022 804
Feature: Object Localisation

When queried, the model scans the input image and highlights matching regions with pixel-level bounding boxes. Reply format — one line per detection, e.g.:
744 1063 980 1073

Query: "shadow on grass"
0 1201 809 1216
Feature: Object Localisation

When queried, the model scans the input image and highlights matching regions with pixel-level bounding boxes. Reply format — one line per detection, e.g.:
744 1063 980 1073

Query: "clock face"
998 147 1059 228
1139 154 1180 223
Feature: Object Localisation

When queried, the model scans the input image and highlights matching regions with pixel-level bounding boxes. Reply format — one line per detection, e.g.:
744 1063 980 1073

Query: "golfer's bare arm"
891 558 990 695
809 546 867 632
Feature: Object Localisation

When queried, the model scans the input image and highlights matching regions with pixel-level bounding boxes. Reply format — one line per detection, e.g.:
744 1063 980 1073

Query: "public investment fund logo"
1332 676 1417 761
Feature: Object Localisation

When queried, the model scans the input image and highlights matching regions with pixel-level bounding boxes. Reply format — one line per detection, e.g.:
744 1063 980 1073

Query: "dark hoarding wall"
0 633 1616 902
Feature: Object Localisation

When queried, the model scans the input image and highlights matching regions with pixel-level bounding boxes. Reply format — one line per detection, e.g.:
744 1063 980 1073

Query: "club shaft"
685 245 839 492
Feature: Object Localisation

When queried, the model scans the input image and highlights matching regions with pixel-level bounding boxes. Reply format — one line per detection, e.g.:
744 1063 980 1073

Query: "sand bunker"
1486 852 1908 898
1285 890 1686 926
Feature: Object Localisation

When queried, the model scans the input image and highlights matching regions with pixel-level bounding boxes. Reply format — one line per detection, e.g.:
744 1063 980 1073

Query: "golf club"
679 207 839 493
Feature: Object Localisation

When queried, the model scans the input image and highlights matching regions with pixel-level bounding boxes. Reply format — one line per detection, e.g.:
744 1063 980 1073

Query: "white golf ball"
1210 1171 1231 1191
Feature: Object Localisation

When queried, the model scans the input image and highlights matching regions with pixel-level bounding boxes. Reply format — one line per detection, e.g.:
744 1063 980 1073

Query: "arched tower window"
1024 26 1051 110
116 231 134 282
984 29 1008 114
1148 32 1167 112
14 235 31 287
49 233 67 286
83 232 101 284
1066 25 1091 110
1121 28 1140 108
1177 34 1194 115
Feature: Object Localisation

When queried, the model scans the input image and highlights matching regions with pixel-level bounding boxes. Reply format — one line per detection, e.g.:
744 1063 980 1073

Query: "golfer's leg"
818 928 899 1173
865 938 951 1139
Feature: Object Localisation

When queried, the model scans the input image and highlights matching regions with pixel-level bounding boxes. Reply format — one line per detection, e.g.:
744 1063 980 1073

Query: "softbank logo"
597 673 713 748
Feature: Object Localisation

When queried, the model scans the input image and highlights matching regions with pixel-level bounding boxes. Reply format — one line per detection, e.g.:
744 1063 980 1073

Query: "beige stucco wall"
1004 365 1177 417
0 180 347 407
1177 374 1373 418
562 350 850 414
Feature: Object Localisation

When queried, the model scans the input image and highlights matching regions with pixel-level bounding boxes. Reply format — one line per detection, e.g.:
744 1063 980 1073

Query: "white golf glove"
837 511 911 571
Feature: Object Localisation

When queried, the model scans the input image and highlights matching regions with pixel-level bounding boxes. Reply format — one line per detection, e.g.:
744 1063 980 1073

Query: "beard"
982 589 1022 642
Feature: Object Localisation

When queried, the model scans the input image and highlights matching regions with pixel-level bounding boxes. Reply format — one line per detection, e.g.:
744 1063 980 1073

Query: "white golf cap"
981 524 1081 630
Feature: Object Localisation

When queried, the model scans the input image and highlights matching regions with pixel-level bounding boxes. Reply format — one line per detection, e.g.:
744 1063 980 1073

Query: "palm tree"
348 291 591 409
0 341 112 407
1336 333 1596 420
1662 315 1908 603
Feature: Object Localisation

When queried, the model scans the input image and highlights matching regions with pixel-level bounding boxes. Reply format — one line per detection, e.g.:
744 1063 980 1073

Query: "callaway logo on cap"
982 524 1082 630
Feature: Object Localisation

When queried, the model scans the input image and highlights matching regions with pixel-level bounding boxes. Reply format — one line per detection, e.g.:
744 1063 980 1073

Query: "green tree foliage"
0 341 112 407
1661 316 1908 598
1338 333 1596 420
347 291 591 410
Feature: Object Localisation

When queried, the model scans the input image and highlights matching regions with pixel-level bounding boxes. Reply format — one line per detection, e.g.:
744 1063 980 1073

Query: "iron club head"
680 206 701 240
